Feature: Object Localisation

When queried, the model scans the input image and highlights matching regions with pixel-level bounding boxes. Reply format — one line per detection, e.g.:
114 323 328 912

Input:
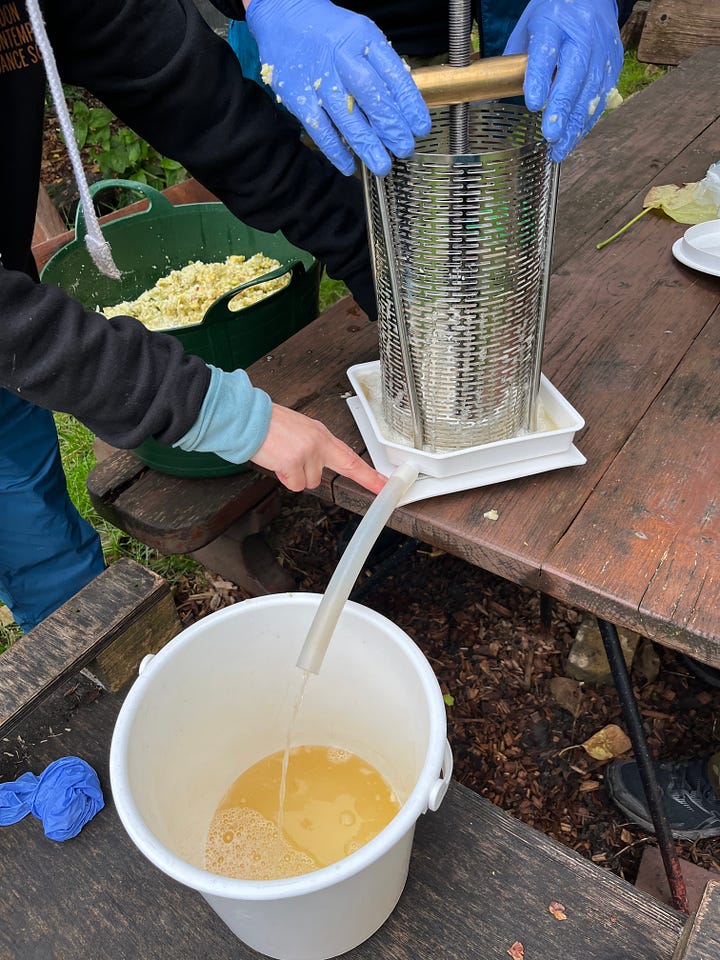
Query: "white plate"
346 361 585 479
347 397 586 506
672 219 720 277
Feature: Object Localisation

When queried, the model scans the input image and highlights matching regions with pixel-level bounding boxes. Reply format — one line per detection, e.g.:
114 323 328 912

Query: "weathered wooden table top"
244 46 720 667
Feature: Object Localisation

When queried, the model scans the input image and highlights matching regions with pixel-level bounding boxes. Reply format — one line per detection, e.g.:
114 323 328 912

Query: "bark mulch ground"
170 490 720 887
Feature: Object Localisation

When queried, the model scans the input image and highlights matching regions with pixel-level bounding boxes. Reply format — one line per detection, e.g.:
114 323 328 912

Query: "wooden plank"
673 880 720 959
0 685 685 960
86 450 277 554
32 184 66 246
0 559 179 737
639 1 720 65
620 1 651 50
541 302 720 662
87 584 180 692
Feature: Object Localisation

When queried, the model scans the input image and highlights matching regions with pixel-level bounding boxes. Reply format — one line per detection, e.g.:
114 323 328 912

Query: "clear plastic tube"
296 462 420 674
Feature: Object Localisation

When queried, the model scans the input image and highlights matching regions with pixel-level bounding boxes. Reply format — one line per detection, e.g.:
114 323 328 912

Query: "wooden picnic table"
85 46 720 670
240 45 720 669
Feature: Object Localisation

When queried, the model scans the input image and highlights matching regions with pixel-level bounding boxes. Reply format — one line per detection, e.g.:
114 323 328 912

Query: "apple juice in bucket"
204 744 401 880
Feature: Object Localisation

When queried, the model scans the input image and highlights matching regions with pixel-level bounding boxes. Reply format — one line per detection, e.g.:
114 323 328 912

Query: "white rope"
26 0 121 279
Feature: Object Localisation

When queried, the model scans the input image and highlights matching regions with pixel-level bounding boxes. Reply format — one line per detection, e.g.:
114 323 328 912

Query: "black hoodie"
0 0 374 449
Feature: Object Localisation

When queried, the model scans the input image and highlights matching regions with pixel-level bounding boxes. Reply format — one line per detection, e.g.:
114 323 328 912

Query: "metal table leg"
596 617 690 914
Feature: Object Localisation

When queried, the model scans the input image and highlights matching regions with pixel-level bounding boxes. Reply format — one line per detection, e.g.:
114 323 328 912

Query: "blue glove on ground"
245 0 431 176
504 0 623 162
174 364 272 464
0 757 104 841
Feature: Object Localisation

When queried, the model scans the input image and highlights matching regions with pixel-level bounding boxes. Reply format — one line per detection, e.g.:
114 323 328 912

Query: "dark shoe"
605 758 720 840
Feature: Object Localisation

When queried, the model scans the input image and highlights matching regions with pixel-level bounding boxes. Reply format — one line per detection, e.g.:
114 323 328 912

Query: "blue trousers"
0 391 105 632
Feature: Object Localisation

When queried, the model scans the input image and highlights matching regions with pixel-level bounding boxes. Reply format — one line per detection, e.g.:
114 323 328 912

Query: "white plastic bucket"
109 593 452 960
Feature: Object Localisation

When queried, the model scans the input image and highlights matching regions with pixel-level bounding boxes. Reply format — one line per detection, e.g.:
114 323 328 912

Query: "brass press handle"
411 53 527 108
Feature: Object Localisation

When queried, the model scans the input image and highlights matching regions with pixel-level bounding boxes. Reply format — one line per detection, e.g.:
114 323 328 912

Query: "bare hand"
250 403 386 494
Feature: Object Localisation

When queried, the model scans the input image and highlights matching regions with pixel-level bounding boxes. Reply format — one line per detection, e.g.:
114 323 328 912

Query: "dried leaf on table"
596 179 718 249
643 182 718 224
507 942 525 960
582 723 632 761
548 901 567 921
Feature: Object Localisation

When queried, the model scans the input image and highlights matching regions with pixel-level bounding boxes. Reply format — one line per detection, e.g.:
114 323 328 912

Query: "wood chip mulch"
173 490 720 887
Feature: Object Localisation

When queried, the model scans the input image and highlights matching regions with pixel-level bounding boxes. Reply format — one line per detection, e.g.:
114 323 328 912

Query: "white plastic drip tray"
346 361 586 505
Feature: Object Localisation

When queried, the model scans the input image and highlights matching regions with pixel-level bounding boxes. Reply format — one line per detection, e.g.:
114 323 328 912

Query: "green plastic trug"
41 180 321 477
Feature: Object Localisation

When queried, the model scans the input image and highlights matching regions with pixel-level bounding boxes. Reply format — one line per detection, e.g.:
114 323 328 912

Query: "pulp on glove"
503 0 623 162
246 0 431 176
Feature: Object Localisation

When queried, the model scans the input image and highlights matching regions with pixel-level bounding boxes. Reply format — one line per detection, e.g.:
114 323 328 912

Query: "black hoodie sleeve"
0 264 211 448
44 0 376 314
0 0 376 449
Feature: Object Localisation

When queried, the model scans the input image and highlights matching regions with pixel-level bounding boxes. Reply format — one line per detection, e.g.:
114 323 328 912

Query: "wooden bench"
638 0 720 65
674 881 720 959
0 558 180 739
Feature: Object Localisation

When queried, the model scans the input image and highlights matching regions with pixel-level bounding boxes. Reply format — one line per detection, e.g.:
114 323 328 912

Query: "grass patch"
55 412 200 583
0 617 22 654
318 271 350 312
617 49 669 100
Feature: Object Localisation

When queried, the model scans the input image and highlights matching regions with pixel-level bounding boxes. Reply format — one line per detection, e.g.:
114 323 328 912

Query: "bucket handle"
427 739 454 813
138 653 155 675
73 179 177 241
201 260 306 327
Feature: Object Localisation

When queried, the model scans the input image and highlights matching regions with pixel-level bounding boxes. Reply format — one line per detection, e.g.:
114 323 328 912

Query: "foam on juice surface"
204 745 400 880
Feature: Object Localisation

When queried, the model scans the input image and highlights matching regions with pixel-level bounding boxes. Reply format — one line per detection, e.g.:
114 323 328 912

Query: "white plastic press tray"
672 219 720 277
346 361 585 502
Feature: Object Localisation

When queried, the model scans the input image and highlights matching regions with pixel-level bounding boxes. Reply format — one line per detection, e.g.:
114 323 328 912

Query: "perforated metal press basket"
364 101 556 453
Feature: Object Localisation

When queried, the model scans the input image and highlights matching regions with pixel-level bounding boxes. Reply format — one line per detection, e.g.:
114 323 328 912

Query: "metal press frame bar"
597 618 690 914
393 53 691 906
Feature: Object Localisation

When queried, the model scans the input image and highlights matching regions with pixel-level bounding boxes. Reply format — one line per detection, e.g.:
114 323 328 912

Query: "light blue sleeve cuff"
173 365 272 464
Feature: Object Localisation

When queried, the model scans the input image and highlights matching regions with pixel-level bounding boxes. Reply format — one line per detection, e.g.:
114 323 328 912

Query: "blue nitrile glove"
173 365 272 463
0 771 37 824
245 0 431 176
503 0 623 162
0 757 104 841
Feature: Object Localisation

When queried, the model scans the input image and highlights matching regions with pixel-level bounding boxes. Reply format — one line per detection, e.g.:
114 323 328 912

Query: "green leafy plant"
616 50 668 101
318 272 349 312
69 98 186 194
